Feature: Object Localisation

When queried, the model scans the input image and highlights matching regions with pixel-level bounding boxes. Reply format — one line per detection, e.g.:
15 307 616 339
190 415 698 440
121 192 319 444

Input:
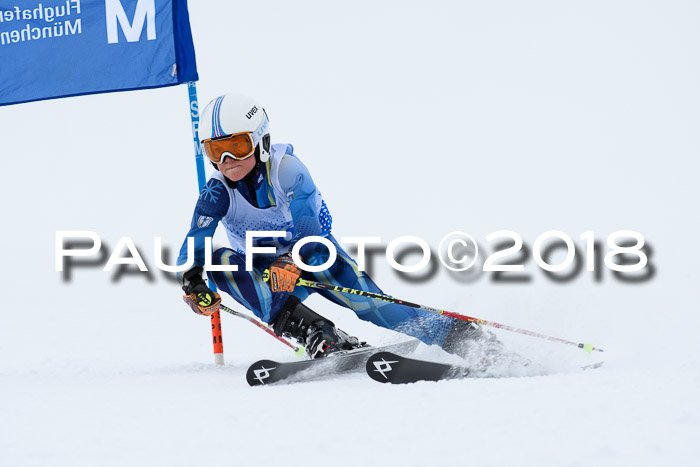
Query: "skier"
177 93 486 359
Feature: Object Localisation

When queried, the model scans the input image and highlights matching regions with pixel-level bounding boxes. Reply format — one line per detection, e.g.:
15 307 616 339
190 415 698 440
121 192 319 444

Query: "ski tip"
246 359 280 387
581 361 605 371
366 352 402 384
366 351 460 384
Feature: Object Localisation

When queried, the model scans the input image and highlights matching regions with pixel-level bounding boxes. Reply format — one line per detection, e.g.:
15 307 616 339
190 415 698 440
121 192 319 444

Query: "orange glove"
268 252 301 292
182 269 221 316
183 287 221 316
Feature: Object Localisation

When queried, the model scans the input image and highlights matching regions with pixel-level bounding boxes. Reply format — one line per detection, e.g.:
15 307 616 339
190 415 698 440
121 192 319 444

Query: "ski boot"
441 319 530 373
441 319 493 358
271 296 364 359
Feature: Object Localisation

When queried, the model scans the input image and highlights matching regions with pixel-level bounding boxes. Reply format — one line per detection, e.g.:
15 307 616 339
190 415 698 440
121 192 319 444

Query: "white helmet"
199 93 271 163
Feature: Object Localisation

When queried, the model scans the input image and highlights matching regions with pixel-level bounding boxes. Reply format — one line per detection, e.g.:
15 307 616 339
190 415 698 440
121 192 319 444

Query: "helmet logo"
252 114 269 146
211 96 226 138
246 106 258 119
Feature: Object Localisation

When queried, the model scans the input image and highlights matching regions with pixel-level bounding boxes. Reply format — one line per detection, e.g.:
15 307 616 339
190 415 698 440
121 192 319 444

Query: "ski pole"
285 276 603 354
219 303 304 356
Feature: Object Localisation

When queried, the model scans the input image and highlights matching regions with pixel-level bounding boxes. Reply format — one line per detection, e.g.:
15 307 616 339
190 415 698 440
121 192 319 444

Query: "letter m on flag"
105 0 156 43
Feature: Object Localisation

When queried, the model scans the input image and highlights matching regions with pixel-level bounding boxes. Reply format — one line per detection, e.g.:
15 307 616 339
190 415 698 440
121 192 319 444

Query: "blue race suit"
177 144 455 346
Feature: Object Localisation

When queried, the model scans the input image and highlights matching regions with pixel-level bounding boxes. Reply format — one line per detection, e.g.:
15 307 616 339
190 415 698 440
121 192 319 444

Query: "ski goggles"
201 113 269 164
202 132 256 163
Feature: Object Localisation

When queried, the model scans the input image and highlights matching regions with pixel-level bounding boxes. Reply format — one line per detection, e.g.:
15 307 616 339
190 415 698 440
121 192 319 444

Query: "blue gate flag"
0 0 198 106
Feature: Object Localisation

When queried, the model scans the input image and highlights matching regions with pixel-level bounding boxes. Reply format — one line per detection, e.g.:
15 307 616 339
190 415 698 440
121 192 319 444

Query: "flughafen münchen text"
0 1 82 46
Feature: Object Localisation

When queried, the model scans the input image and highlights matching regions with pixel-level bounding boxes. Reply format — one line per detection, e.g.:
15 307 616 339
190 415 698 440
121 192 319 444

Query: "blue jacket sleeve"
277 155 323 258
176 178 230 275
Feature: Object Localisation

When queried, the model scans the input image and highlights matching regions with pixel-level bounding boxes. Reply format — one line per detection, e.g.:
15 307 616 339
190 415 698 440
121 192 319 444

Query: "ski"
366 351 470 384
366 352 606 384
581 361 605 371
246 339 420 386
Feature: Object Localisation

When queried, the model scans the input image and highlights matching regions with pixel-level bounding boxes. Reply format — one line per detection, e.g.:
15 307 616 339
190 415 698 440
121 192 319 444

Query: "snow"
4 362 699 466
2 1 700 466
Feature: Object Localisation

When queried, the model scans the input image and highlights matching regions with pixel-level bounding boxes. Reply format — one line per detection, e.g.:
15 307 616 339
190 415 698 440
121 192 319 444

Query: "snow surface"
2 1 699 466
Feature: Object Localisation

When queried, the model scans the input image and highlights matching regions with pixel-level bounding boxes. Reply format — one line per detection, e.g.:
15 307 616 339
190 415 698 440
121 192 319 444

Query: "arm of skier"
176 178 230 315
280 154 323 253
268 154 323 292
